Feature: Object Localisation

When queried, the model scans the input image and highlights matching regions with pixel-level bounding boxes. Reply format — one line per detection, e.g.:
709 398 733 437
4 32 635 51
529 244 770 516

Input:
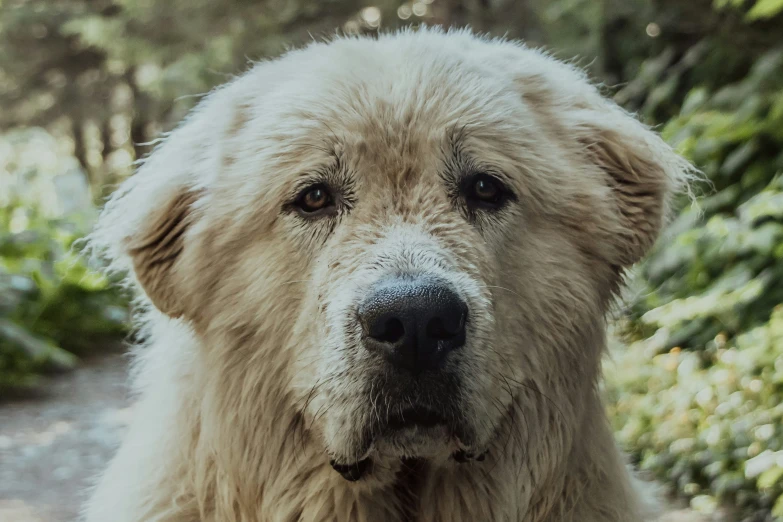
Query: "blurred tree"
0 0 385 198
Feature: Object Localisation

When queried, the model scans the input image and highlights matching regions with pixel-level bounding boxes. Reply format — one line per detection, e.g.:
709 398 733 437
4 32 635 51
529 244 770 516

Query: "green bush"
606 46 783 520
608 309 783 518
0 129 129 392
0 201 129 391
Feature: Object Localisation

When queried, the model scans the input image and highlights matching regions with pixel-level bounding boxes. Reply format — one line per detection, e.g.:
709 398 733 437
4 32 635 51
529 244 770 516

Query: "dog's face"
97 30 689 479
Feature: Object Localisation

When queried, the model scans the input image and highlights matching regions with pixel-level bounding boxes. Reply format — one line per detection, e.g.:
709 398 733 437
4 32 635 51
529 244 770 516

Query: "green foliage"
747 0 783 20
0 128 129 392
0 201 128 391
605 3 783 515
630 49 783 351
716 0 783 20
607 308 783 518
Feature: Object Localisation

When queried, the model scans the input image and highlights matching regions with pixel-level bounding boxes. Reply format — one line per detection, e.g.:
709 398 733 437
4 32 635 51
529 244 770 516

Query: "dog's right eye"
462 173 511 211
294 184 335 216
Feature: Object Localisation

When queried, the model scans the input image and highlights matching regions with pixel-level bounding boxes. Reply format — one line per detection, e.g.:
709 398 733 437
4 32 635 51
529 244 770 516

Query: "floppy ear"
92 151 208 319
125 188 203 318
90 81 245 319
569 106 693 267
495 44 695 268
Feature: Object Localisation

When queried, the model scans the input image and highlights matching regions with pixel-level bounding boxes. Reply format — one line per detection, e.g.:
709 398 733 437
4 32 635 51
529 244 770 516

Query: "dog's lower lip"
453 449 488 463
330 458 371 481
385 407 446 430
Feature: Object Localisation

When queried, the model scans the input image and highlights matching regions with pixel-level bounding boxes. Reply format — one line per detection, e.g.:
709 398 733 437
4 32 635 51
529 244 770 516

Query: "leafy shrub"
0 201 129 391
607 47 783 521
608 309 783 519
0 130 129 391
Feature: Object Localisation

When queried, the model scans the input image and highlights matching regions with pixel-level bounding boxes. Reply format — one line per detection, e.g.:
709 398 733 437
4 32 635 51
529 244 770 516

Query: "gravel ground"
0 353 132 522
0 353 715 522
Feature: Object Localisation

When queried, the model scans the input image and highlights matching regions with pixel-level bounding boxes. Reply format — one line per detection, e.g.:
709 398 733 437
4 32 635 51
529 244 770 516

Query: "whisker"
481 284 525 300
280 279 313 286
502 375 569 426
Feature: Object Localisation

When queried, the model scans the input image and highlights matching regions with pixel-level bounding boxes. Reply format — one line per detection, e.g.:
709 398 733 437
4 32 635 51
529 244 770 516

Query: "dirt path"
0 353 133 522
0 353 714 522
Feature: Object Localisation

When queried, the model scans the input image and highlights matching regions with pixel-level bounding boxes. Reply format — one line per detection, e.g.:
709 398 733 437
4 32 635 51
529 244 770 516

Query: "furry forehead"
92 27 693 295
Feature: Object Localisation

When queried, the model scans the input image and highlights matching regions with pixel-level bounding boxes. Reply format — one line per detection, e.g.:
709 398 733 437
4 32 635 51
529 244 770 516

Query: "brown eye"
464 173 508 209
295 184 334 215
474 177 500 201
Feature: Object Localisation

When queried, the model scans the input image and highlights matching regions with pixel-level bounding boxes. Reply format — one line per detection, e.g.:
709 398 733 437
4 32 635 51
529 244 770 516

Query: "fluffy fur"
85 28 693 522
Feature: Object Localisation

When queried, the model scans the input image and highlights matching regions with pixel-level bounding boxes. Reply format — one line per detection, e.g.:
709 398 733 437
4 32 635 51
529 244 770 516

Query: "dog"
85 27 693 522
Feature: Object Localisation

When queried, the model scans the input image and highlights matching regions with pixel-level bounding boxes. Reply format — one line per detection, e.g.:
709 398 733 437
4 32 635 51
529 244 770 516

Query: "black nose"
358 276 468 374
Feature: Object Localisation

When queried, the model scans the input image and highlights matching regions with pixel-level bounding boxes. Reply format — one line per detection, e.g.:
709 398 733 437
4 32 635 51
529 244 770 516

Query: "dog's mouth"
370 405 454 452
327 374 480 481
329 406 485 482
327 403 488 482
384 406 447 432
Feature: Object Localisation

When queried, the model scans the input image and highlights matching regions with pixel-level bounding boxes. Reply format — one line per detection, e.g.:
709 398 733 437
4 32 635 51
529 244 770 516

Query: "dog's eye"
295 184 335 215
464 174 508 210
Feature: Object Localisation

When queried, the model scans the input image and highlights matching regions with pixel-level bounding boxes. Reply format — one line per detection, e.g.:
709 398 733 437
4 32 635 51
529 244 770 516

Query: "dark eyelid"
288 175 332 204
442 142 516 202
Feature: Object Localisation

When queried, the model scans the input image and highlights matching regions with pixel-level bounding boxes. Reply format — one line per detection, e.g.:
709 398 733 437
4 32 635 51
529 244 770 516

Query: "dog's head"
94 29 691 479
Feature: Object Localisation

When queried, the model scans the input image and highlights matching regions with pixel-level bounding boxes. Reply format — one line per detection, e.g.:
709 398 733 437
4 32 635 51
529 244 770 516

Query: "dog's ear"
125 187 203 318
90 82 245 319
489 42 694 268
566 105 694 267
503 49 694 268
93 152 208 319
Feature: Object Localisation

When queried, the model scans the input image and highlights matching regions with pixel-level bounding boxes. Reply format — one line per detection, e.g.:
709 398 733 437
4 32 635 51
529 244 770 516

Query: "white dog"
86 28 692 522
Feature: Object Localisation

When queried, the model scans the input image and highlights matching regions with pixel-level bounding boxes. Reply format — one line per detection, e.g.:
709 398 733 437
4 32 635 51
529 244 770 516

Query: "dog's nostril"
426 316 459 340
375 318 405 344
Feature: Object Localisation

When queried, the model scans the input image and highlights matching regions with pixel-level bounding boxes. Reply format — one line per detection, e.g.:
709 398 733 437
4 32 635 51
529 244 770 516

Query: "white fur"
85 28 693 522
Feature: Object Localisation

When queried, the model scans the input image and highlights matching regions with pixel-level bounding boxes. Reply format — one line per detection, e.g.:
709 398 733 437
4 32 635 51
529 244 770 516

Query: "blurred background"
1 0 782 521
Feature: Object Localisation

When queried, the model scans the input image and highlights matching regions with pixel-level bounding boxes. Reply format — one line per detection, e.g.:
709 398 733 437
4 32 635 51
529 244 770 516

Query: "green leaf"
757 465 783 489
773 492 783 517
747 0 783 20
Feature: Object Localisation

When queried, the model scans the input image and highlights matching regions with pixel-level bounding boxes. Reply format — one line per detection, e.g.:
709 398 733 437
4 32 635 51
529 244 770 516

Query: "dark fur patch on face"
129 189 202 317
393 457 428 522
582 130 666 266
364 369 471 448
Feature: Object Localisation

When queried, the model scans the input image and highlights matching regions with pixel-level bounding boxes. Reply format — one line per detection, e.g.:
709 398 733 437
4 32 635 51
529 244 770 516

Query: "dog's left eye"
294 184 335 215
463 174 509 210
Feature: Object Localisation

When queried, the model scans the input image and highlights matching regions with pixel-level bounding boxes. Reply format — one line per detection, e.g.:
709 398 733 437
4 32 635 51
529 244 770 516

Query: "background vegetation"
2 0 782 519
